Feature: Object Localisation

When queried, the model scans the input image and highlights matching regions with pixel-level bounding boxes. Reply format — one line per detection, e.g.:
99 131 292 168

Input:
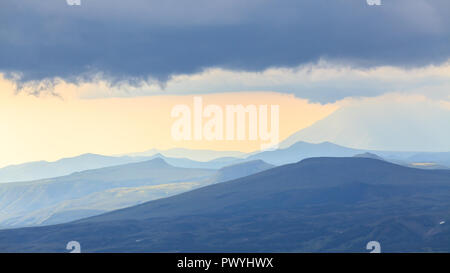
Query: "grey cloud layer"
1 0 450 85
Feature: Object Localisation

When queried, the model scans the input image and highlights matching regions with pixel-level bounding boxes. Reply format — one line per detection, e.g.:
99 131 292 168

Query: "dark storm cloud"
1 0 450 84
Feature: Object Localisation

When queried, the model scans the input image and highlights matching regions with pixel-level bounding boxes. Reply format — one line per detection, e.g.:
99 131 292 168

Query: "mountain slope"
246 141 362 165
38 182 200 226
248 140 450 169
406 152 450 167
0 158 274 228
0 154 144 183
280 102 450 152
145 154 243 169
37 160 272 226
353 152 385 161
211 160 274 184
126 148 246 162
1 157 449 253
0 158 215 228
0 151 246 184
77 157 450 222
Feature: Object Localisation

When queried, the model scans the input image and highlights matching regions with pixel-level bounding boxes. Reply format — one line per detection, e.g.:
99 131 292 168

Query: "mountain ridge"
1 157 449 252
0 158 274 228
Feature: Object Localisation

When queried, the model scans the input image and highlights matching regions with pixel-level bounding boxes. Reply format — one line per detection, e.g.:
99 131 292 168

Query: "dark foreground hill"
0 157 449 253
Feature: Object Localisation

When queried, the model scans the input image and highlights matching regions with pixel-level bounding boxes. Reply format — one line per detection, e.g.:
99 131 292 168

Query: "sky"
0 0 449 166
0 75 338 166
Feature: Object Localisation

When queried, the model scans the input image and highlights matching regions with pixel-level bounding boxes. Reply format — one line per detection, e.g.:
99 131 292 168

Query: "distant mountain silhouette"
248 141 450 169
1 157 449 252
353 152 385 161
211 160 274 184
0 153 144 183
0 158 215 228
2 141 450 185
247 141 361 165
406 152 450 167
0 158 272 228
125 148 246 162
0 151 247 185
145 153 243 169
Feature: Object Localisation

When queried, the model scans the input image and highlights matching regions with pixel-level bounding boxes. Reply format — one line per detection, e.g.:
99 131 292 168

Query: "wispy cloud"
6 60 449 103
